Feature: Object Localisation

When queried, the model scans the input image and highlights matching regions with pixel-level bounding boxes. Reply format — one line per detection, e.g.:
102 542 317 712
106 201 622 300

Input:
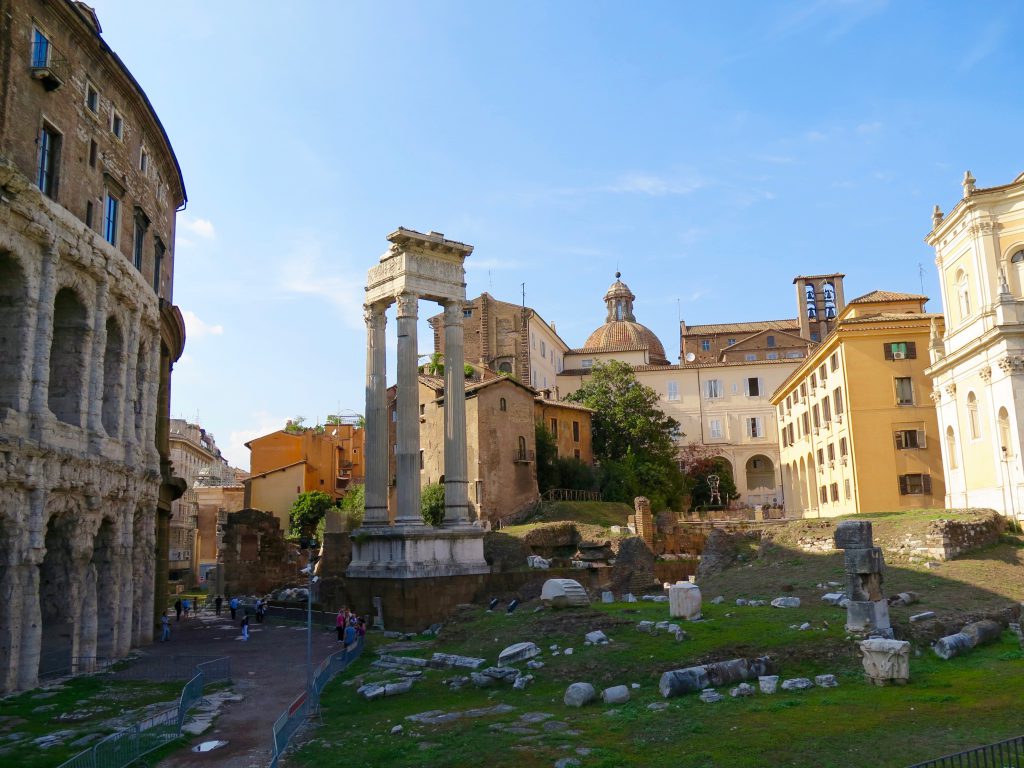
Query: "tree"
566 360 684 509
421 482 445 526
678 442 739 509
338 483 365 529
535 423 561 492
289 490 333 538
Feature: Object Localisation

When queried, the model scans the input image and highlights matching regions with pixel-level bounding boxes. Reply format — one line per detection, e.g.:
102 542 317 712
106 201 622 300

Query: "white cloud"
959 22 1002 72
857 121 883 134
182 309 224 339
604 173 703 197
225 411 289 471
279 236 364 330
179 215 216 239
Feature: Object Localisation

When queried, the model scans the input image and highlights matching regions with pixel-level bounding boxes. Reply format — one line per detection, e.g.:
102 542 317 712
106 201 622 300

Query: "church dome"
581 273 669 365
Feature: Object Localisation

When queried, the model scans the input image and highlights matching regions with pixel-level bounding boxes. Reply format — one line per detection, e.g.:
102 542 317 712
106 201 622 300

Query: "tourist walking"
174 598 182 622
256 599 265 623
230 596 239 620
215 595 223 616
160 611 170 642
241 614 249 641
336 608 347 641
182 597 192 619
343 620 357 650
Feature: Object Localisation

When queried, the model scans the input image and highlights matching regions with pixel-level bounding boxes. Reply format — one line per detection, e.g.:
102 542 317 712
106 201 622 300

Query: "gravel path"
142 608 340 768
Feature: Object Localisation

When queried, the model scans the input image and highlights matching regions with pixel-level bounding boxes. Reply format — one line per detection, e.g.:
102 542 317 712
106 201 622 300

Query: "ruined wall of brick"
221 510 300 596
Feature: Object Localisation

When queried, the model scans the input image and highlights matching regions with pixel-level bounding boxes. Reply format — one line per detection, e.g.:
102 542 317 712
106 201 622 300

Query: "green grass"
0 675 183 768
503 501 633 537
289 532 1024 768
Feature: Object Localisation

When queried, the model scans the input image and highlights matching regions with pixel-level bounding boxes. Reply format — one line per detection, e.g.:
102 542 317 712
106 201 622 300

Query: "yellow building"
244 421 364 525
926 170 1024 517
772 291 945 516
534 395 595 465
557 274 815 506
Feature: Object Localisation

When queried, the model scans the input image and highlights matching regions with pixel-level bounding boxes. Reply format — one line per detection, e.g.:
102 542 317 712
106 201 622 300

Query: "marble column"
442 301 471 524
394 292 423 525
28 242 60 419
363 303 389 525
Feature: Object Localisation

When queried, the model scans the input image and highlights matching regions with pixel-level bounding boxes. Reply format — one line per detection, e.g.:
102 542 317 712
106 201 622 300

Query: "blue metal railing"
907 735 1024 767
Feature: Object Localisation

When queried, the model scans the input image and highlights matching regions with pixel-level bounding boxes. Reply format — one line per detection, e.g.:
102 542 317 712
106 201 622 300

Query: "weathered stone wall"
903 511 1005 561
221 510 300 596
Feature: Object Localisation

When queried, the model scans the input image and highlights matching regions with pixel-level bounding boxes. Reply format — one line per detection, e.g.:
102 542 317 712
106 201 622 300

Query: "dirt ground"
138 607 341 768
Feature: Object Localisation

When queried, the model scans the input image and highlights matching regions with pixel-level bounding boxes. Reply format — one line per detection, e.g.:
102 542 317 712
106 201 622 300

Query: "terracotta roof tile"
848 290 929 304
682 318 799 335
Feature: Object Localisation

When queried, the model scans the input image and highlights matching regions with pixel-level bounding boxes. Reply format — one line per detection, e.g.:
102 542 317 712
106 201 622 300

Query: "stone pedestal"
346 525 488 579
669 582 702 620
860 638 910 685
834 521 891 636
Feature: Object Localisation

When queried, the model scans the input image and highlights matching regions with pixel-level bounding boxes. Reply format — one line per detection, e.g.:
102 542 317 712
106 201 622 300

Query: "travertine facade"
0 1 186 692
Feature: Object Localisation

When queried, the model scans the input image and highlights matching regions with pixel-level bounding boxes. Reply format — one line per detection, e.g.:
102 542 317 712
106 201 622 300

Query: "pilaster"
395 293 423 525
363 302 390 525
442 301 470 524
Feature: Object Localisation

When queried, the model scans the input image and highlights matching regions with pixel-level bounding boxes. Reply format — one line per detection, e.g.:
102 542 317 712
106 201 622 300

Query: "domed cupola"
581 273 669 365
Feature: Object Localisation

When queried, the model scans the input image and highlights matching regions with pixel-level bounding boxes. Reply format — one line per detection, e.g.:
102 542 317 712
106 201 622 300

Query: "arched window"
1010 250 1024 295
999 407 1012 457
517 435 527 460
498 361 512 374
956 270 971 320
499 397 507 412
946 426 958 469
967 391 980 440
615 300 623 321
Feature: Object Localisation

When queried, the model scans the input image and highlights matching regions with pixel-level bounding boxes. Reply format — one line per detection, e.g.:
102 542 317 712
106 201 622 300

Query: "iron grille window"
104 193 120 246
37 125 60 197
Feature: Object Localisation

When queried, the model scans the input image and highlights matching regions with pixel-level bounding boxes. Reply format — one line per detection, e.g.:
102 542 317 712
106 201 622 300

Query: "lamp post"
302 539 320 710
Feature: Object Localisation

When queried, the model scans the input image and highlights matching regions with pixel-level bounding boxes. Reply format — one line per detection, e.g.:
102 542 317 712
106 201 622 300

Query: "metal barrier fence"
259 605 338 630
269 636 364 768
907 735 1024 767
56 656 231 768
113 654 231 682
38 653 116 681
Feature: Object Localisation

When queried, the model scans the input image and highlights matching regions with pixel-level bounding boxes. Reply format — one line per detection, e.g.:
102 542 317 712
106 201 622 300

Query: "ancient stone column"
363 303 389 526
17 558 42 691
121 308 142 458
394 292 423 525
86 278 110 438
442 301 470 524
28 242 60 418
142 333 161 460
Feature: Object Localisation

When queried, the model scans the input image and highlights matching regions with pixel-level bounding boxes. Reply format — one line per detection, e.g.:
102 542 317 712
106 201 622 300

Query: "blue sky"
93 0 1023 467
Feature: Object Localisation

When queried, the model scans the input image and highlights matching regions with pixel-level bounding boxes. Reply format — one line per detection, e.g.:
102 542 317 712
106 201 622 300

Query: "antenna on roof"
918 262 925 295
521 282 526 308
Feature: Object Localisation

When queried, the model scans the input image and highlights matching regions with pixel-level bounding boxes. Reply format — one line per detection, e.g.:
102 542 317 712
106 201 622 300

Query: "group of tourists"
335 607 366 649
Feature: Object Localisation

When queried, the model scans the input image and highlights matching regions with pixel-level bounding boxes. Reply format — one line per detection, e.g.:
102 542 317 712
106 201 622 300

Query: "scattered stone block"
860 638 910 685
735 598 748 606
758 675 779 694
563 682 596 707
821 593 845 605
384 681 414 696
815 674 838 688
659 657 776 698
711 596 724 604
513 674 534 690
648 701 669 711
498 642 541 666
669 582 702 620
699 689 724 703
748 600 767 607
541 579 590 608
430 652 486 670
636 621 656 633
910 611 936 623
730 683 755 697
780 678 812 691
564 648 574 655
846 600 891 634
527 660 545 670
602 685 630 704
391 725 403 735
585 630 608 644
844 547 885 575
601 591 614 603
798 622 811 631
526 555 550 569
359 683 386 700
771 597 801 608
471 673 494 688
554 758 581 768
625 593 637 603
889 592 919 607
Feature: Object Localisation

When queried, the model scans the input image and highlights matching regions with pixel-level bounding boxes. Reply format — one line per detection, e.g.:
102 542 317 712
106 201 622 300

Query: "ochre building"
772 291 945 516
0 0 186 691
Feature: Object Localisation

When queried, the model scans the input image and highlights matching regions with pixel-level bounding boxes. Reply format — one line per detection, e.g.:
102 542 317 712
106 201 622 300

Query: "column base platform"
345 523 489 579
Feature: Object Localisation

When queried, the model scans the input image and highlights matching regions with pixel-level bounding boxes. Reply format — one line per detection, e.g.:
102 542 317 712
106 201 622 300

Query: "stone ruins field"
287 511 1024 768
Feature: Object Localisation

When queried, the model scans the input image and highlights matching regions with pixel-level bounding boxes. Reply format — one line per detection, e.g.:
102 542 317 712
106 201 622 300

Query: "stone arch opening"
745 454 775 491
797 457 807 511
805 452 816 510
0 253 28 411
92 518 118 657
101 317 124 437
946 426 958 469
48 288 89 426
38 511 77 677
998 406 1012 457
134 343 147 441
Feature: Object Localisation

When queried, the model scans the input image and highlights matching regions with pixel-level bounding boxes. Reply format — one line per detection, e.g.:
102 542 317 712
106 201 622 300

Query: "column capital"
396 292 418 319
363 302 388 328
443 301 464 326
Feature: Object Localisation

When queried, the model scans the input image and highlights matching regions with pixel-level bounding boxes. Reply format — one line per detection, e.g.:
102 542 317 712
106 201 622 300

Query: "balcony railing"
514 448 535 464
30 39 68 91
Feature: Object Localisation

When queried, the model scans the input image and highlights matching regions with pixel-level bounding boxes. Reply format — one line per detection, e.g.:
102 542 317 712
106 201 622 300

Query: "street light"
300 539 321 710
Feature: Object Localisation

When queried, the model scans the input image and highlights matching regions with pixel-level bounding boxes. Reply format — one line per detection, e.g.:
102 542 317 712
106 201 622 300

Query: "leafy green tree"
421 482 446 526
339 483 365 529
535 423 561 492
557 456 597 492
566 360 684 509
289 490 333 537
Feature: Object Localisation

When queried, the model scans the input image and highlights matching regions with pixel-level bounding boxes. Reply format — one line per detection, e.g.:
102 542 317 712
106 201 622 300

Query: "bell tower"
794 273 846 342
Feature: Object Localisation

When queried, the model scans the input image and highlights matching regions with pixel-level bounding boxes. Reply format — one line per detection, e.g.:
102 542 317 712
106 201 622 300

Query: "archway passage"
102 317 124 436
745 454 776 491
38 512 77 678
49 288 89 426
93 519 118 657
0 253 27 411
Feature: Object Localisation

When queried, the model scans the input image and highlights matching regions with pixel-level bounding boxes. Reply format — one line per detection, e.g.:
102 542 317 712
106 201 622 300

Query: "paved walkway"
141 608 341 768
